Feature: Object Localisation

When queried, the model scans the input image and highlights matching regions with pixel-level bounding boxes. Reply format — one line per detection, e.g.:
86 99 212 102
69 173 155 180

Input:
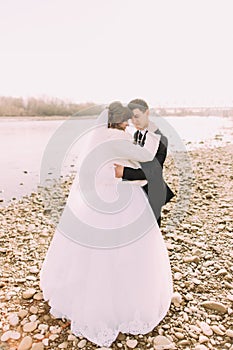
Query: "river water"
0 115 232 206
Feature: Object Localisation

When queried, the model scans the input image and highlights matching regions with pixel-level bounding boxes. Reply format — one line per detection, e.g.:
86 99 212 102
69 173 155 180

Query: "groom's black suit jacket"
123 128 175 220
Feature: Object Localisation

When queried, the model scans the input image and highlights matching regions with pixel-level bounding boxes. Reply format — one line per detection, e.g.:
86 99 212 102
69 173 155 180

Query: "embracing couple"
113 98 174 227
40 99 175 347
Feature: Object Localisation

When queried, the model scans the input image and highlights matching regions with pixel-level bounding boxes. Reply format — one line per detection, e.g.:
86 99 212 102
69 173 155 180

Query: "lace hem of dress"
49 306 166 348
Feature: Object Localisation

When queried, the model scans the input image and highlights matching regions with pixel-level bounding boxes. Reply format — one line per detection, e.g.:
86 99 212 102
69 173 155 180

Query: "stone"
175 332 184 339
18 309 28 318
166 242 174 250
226 329 233 337
29 314 38 322
26 275 37 281
30 306 38 314
224 281 233 289
190 325 201 334
9 331 21 340
18 336 33 350
174 272 183 280
8 313 19 326
200 321 213 336
203 260 215 267
42 338 49 346
22 288 37 299
183 255 200 263
199 335 209 343
33 292 43 300
117 332 126 341
0 247 7 253
211 325 225 335
227 294 233 302
182 312 189 321
153 335 176 349
194 345 208 350
28 223 35 230
184 293 193 301
177 340 190 346
126 339 138 348
31 343 44 350
23 321 38 332
171 292 182 306
43 208 52 215
192 278 201 285
68 334 77 341
34 334 44 340
49 334 59 341
1 330 12 342
29 266 39 274
216 268 228 276
50 325 62 334
38 324 49 331
200 301 227 314
77 339 87 348
189 331 199 339
58 342 68 348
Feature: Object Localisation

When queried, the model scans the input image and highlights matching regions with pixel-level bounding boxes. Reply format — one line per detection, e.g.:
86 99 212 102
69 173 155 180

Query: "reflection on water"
0 116 232 206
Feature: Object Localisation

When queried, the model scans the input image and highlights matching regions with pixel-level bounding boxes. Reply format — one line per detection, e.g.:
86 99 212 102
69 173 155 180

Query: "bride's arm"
111 131 161 162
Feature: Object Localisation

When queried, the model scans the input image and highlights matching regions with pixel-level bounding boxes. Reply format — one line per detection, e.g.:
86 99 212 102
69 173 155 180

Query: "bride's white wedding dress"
39 121 173 347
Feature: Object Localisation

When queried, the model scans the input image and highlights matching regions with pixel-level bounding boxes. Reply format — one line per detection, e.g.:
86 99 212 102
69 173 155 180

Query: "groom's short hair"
128 99 149 113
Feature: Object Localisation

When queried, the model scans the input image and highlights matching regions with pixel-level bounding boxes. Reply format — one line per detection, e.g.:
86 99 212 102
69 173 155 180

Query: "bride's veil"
71 106 130 213
95 107 108 127
76 107 108 168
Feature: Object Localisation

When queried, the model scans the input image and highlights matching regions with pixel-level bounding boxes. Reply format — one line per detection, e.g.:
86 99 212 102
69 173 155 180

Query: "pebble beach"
0 143 233 350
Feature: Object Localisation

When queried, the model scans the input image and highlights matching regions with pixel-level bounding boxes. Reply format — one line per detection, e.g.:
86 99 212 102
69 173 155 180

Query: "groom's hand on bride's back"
114 163 124 178
114 163 147 181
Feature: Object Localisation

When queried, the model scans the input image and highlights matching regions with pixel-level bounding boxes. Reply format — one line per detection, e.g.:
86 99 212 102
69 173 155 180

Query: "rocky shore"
0 145 232 350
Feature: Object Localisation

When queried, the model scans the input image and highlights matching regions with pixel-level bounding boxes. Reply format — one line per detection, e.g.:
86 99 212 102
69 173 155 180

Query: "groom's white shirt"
123 119 159 187
124 122 148 187
138 129 147 136
126 119 158 137
107 126 160 188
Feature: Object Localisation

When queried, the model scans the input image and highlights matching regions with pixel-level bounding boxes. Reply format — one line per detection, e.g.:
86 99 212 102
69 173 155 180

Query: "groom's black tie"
134 130 148 147
138 131 143 144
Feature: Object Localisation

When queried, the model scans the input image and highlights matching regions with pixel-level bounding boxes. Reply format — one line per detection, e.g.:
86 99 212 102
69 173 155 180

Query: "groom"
114 99 175 227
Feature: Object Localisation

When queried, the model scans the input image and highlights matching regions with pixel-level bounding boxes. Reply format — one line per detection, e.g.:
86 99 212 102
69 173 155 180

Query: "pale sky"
0 0 233 107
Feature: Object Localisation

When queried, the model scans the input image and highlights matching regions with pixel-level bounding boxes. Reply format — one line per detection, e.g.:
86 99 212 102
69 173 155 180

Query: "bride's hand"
114 163 124 178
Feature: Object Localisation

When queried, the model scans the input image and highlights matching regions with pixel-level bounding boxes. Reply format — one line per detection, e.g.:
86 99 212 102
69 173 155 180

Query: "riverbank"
0 145 232 350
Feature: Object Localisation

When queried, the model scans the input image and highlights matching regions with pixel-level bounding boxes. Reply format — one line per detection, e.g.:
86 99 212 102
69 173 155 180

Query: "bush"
0 96 103 117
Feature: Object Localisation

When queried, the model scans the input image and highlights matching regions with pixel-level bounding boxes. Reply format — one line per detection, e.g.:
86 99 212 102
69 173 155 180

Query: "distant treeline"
0 96 104 116
1 96 233 117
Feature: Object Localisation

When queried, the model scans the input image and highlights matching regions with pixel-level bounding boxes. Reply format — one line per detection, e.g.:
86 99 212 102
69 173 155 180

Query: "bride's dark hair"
108 101 133 129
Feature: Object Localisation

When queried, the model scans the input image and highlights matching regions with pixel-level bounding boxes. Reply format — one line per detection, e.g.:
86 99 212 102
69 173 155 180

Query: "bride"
39 101 173 347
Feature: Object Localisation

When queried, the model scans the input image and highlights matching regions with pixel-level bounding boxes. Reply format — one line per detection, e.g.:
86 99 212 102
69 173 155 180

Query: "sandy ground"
0 145 232 350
